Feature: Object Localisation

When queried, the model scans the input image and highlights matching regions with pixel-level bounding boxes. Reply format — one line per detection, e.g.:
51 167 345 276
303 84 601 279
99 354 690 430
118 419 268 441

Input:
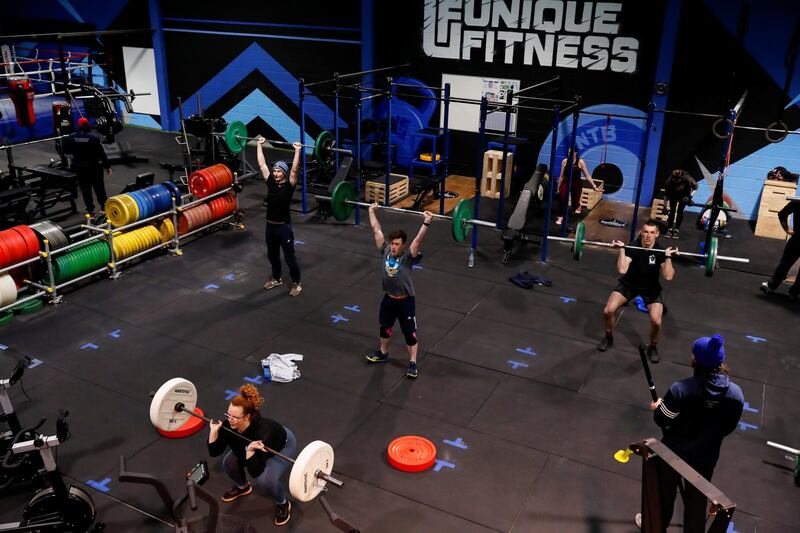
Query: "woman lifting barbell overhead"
208 383 298 527
257 137 303 297
598 219 678 363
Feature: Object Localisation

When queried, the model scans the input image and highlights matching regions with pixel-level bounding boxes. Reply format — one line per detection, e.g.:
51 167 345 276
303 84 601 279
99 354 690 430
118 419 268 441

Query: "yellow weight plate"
119 195 140 225
105 197 130 228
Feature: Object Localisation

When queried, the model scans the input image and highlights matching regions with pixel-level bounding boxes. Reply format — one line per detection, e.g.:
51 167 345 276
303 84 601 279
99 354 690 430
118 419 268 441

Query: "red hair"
230 383 264 418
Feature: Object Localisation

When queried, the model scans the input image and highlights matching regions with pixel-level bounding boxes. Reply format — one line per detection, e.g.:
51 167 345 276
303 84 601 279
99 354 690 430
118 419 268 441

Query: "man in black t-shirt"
598 220 677 362
256 138 302 296
760 199 800 301
61 117 112 216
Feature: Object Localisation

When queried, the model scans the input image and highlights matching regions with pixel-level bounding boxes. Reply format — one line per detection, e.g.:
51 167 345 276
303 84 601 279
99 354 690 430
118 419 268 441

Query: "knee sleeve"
403 330 418 346
380 326 393 338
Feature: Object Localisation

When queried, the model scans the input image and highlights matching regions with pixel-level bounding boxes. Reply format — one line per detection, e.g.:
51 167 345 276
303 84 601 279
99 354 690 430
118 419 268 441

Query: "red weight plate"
3 229 28 264
189 169 211 198
11 226 39 258
156 407 206 439
178 212 190 235
387 435 437 472
0 236 10 268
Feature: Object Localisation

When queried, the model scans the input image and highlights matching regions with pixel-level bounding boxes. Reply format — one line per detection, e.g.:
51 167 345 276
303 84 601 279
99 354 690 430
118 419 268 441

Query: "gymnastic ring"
764 121 789 143
711 117 732 140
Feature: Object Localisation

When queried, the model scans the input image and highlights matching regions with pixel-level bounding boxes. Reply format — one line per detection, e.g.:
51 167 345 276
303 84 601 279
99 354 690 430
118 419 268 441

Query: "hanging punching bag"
7 77 36 127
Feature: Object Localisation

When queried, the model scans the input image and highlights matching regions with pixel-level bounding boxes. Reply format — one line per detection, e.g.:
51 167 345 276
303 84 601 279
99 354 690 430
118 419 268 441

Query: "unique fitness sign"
423 0 640 73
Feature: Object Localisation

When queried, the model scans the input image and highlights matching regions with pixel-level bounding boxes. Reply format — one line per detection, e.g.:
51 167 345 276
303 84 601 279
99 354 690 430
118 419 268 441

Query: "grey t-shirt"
380 243 419 297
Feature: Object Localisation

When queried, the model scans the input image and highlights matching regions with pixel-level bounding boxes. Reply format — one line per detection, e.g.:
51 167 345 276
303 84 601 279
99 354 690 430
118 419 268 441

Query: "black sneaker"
406 361 418 378
221 484 252 502
760 281 775 295
274 500 291 526
597 335 614 352
647 344 660 364
365 350 389 363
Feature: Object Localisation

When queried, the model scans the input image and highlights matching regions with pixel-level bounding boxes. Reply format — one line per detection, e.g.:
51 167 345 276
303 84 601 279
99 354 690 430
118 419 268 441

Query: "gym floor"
1 128 798 532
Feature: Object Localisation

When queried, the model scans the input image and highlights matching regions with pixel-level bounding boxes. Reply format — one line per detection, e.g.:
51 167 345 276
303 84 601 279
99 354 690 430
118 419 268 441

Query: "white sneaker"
289 283 302 297
264 278 283 290
634 512 642 529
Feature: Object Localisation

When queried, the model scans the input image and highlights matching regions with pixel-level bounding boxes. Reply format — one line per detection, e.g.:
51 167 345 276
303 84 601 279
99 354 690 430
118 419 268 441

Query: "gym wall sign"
422 0 640 73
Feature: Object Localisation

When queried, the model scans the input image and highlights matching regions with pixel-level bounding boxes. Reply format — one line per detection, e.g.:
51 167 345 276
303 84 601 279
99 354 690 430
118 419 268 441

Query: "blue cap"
273 161 289 176
692 334 725 368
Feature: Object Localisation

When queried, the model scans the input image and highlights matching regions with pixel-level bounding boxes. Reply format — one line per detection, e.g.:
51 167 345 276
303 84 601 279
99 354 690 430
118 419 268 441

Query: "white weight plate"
149 377 198 432
289 440 334 502
0 275 17 307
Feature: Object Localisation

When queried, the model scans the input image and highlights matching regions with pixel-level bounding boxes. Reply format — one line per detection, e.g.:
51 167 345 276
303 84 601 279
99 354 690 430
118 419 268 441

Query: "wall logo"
423 0 639 73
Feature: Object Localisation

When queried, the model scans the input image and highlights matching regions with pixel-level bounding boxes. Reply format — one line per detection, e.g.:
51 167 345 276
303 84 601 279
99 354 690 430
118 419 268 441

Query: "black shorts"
613 283 663 306
379 294 417 341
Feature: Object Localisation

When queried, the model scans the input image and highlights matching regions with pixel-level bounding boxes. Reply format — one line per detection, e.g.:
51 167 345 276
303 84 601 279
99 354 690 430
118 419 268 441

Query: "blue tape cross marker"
559 296 577 303
738 422 758 432
223 273 235 281
412 264 423 270
80 343 99 350
432 459 456 472
224 390 238 400
86 478 111 493
205 283 219 290
743 402 759 413
516 347 537 357
294 240 305 245
443 437 468 450
745 335 767 343
109 329 122 338
331 314 349 324
0 344 7 350
727 522 740 533
507 360 529 370
343 305 360 313
28 358 43 368
243 375 263 385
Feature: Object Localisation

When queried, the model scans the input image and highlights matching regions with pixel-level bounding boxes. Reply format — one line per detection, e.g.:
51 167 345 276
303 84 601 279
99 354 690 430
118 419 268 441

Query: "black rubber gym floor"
1 129 799 532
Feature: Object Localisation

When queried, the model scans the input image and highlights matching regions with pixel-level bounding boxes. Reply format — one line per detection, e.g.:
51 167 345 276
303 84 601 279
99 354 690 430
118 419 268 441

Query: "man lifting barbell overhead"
208 383 298 527
366 203 433 378
257 137 303 296
598 219 678 362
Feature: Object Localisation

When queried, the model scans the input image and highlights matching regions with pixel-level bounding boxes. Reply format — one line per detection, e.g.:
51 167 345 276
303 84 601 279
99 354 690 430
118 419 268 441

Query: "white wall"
122 46 160 115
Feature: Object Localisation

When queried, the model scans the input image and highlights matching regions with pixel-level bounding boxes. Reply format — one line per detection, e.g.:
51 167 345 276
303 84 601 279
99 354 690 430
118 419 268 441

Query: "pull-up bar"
0 28 152 40
304 63 410 88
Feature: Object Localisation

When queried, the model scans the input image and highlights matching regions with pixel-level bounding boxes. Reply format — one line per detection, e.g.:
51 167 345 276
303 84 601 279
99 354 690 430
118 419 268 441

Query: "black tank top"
266 176 294 223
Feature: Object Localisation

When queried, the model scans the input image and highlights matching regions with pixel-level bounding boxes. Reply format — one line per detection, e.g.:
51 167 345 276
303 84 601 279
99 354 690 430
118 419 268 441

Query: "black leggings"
655 458 709 533
265 223 300 283
379 294 417 346
769 233 800 296
666 196 687 229
76 166 107 214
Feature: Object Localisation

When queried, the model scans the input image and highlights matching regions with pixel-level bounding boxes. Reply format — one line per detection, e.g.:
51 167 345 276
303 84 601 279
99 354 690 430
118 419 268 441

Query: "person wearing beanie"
638 333 743 532
61 116 112 217
256 137 303 297
598 219 678 362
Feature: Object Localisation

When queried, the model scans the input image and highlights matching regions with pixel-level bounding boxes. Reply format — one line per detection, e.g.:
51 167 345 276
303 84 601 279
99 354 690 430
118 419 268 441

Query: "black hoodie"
654 371 744 478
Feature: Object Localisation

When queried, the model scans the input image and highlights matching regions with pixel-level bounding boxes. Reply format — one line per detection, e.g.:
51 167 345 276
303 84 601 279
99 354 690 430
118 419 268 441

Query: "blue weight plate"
162 181 182 206
128 191 147 221
155 185 172 212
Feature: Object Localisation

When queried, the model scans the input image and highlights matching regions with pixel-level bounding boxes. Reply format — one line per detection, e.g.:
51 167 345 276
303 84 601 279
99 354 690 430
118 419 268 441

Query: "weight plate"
330 181 356 222
0 275 17 307
156 406 206 439
387 435 437 472
159 219 175 243
0 310 13 326
162 180 182 206
119 195 140 225
30 221 69 250
314 130 334 162
129 191 148 221
11 297 44 315
451 199 473 243
150 377 198 432
105 197 129 228
12 226 39 258
224 120 249 154
289 440 335 502
573 222 585 261
706 236 718 277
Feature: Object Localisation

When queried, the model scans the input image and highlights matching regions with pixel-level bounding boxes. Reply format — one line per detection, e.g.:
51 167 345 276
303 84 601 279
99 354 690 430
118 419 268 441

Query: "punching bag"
8 77 35 127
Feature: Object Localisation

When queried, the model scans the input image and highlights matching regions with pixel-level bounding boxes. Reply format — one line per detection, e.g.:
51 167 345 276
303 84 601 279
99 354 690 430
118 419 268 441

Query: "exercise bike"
0 358 44 491
0 411 103 532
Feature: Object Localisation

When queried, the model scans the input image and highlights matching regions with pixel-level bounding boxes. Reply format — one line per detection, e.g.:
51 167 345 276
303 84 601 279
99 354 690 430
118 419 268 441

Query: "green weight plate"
330 181 356 222
0 310 13 326
573 222 585 260
705 236 718 277
315 130 334 162
11 298 44 315
451 199 474 243
225 121 249 154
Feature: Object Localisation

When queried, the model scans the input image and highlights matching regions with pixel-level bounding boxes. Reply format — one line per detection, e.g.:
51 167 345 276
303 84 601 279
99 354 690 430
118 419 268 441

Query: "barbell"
321 183 750 276
149 378 342 503
218 120 350 162
0 133 71 151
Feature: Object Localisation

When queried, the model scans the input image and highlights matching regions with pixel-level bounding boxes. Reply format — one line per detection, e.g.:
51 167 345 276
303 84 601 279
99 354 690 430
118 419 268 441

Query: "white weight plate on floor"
149 377 198 432
289 440 334 502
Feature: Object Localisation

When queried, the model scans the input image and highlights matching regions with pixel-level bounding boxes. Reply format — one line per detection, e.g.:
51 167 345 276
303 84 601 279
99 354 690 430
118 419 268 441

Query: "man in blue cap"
636 334 743 531
256 138 303 296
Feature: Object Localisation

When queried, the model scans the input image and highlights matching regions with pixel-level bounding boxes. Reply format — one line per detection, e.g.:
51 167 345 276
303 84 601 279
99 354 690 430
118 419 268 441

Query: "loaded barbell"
322 183 750 277
219 120 351 162
149 378 342 502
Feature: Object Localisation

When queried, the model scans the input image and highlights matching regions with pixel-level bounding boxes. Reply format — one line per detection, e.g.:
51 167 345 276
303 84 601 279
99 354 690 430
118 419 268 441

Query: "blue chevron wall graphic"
169 43 345 140
223 89 314 145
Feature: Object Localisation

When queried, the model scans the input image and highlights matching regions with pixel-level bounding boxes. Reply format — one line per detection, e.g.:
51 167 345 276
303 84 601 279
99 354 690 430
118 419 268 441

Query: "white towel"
261 353 303 383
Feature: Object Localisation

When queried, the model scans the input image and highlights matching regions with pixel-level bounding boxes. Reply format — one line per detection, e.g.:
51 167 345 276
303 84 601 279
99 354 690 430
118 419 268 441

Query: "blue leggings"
222 428 297 503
